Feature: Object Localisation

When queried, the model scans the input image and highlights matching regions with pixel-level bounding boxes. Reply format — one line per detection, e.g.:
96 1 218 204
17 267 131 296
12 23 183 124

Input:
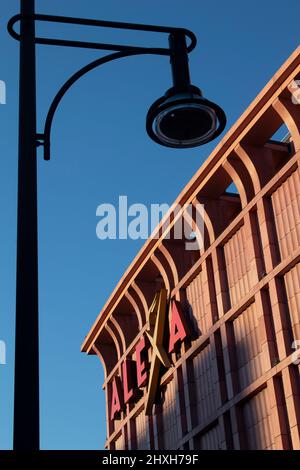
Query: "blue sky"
0 0 299 450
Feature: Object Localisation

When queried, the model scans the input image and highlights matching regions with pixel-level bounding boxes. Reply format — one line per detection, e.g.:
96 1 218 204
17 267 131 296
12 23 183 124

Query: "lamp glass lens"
155 103 217 147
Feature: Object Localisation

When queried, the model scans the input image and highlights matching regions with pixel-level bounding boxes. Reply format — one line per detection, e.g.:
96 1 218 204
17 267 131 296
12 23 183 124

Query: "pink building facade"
82 46 300 450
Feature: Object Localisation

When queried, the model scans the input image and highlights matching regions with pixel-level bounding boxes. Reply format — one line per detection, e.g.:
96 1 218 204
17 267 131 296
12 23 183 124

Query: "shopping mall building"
82 46 300 450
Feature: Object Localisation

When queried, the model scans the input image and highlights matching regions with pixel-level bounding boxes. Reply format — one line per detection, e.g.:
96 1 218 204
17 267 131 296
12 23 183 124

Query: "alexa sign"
109 289 193 421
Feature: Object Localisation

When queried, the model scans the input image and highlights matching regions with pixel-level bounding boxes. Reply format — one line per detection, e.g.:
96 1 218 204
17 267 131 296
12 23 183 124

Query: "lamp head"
146 85 226 148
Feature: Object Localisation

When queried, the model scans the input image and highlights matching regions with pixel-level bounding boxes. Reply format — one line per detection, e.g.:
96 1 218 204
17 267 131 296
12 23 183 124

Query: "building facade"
82 46 300 450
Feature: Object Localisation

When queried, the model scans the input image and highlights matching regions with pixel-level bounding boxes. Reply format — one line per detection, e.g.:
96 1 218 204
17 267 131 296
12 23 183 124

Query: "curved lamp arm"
37 48 173 161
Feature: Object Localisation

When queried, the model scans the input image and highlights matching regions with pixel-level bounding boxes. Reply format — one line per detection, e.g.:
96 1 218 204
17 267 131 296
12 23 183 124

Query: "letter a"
168 300 190 353
110 376 124 421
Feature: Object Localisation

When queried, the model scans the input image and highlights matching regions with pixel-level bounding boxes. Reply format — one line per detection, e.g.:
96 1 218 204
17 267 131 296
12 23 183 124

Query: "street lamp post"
9 0 226 450
14 0 39 451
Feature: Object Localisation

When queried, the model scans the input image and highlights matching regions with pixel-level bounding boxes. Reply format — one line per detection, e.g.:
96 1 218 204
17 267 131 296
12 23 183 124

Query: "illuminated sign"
109 289 192 420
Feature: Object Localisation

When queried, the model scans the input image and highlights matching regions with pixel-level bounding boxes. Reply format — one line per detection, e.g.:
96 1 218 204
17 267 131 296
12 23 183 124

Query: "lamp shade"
146 85 226 148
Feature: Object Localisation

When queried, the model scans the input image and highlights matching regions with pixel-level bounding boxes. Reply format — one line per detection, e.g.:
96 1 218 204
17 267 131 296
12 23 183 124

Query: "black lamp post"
8 0 226 450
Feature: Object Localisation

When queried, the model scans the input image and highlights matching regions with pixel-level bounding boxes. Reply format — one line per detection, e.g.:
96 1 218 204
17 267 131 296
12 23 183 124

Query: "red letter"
122 359 136 404
168 300 190 353
135 336 148 387
110 376 124 421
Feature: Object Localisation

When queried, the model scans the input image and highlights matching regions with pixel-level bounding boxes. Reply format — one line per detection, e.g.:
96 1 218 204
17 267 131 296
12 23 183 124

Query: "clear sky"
0 0 299 450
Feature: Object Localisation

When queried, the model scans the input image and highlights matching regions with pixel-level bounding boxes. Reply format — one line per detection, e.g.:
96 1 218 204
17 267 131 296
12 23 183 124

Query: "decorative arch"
92 327 119 380
105 323 121 361
222 159 248 208
234 144 262 193
109 316 126 354
112 297 140 349
273 93 300 151
125 290 143 330
151 253 171 293
131 278 158 320
158 244 179 287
